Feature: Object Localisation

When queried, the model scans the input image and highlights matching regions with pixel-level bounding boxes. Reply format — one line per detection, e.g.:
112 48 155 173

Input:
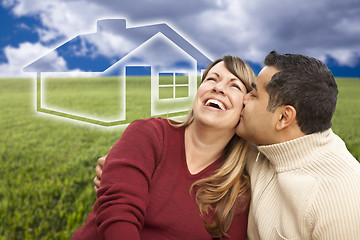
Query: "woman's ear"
275 105 297 131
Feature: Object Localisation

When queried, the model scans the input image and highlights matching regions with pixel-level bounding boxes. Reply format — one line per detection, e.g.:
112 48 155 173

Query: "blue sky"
1 0 360 77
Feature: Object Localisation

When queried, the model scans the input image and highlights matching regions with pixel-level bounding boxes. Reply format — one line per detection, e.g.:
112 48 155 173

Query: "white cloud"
1 0 15 8
0 42 67 77
3 0 360 77
79 31 137 59
328 50 360 67
9 0 108 41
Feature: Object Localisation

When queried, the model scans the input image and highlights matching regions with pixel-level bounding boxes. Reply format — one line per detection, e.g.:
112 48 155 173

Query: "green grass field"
39 76 191 126
0 77 359 239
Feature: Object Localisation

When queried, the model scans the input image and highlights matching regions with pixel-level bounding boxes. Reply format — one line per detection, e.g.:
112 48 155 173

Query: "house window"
159 73 189 99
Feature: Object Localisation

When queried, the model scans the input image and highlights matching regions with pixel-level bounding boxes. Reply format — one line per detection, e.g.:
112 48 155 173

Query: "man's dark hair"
264 50 338 134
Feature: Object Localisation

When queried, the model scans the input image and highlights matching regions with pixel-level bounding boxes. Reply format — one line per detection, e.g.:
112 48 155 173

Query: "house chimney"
97 19 126 33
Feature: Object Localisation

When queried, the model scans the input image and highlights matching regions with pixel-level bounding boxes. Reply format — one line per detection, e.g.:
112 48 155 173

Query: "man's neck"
271 124 306 145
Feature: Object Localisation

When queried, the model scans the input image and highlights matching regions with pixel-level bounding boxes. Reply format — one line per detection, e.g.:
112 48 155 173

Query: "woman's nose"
212 82 225 94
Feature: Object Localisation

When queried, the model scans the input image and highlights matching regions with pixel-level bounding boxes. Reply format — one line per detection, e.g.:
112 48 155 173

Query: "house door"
125 66 151 122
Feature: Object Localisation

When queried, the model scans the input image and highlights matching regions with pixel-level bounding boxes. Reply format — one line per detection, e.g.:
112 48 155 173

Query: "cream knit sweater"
246 129 360 240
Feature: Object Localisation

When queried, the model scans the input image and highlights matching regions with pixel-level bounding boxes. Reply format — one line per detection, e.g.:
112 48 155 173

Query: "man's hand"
94 155 106 192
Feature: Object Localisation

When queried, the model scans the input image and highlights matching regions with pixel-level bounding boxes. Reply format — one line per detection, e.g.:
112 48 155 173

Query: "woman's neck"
184 121 235 174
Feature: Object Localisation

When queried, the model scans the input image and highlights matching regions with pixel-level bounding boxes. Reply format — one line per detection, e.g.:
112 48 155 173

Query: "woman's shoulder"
109 118 171 166
122 118 180 166
130 117 168 128
124 118 174 143
129 117 182 134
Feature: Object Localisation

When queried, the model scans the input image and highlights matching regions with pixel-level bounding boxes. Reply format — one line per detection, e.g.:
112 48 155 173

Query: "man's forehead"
257 66 280 87
253 75 268 91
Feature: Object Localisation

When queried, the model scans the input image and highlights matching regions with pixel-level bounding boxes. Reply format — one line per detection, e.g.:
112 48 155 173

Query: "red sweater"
73 118 248 240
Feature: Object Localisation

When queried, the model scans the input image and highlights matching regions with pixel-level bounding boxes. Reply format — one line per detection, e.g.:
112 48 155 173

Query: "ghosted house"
24 19 211 126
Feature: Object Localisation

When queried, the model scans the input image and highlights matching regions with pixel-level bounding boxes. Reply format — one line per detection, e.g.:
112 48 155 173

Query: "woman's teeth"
205 99 226 110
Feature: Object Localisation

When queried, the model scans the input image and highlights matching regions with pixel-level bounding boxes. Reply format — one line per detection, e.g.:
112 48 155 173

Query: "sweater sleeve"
310 177 360 239
95 119 164 239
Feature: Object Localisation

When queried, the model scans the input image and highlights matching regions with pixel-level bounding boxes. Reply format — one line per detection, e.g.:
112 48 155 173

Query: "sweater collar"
257 129 333 172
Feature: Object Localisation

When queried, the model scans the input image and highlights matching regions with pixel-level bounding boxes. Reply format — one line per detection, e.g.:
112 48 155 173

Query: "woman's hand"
94 155 106 192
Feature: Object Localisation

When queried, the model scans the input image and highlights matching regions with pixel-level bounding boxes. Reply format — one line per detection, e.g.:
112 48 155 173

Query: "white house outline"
24 19 211 127
158 72 189 100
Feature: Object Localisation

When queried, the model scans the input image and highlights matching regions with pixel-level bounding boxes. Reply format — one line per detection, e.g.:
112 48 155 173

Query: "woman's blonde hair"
170 55 255 238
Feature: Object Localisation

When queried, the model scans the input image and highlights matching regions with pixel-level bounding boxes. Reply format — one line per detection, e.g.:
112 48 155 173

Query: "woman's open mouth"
204 98 227 111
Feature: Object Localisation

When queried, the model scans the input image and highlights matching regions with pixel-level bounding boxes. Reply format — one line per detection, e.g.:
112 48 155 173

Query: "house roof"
24 19 212 72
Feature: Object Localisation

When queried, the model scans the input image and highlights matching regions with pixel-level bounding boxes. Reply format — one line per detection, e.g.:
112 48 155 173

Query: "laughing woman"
72 56 255 240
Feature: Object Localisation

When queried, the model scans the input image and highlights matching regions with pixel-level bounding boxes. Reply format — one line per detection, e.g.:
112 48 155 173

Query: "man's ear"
275 105 297 131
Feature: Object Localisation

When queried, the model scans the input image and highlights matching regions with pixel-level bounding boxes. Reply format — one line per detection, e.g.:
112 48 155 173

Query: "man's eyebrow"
251 82 257 90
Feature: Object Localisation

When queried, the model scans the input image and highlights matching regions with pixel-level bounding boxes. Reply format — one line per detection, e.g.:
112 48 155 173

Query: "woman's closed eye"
231 83 241 90
205 77 217 82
